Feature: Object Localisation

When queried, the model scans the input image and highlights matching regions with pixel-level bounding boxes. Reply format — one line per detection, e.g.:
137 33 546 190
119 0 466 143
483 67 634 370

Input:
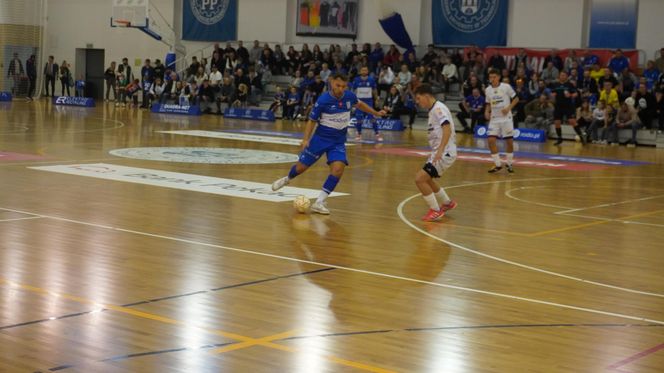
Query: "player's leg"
569 117 586 144
310 143 348 214
271 138 323 191
416 165 444 222
487 123 503 173
369 114 383 142
503 121 515 173
427 178 456 212
354 111 364 140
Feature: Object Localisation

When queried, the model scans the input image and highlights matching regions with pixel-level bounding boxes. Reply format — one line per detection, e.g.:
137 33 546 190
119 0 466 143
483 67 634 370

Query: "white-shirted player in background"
413 84 458 222
485 68 519 173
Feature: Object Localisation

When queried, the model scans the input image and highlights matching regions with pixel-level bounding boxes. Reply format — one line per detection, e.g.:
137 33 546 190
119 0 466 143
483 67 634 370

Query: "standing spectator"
225 51 239 72
188 56 200 78
59 61 72 96
115 65 127 105
488 51 506 71
441 57 458 94
43 56 58 97
549 71 585 145
609 98 641 146
512 49 529 74
514 78 531 124
457 87 486 133
249 40 262 64
153 59 165 81
104 61 117 101
7 53 24 95
25 55 36 101
223 42 236 59
236 41 249 62
273 45 286 74
121 57 133 82
656 90 664 133
259 49 276 73
217 77 235 113
248 69 263 106
286 46 300 75
608 49 630 77
140 59 155 108
300 44 314 73
210 51 224 73
345 43 360 66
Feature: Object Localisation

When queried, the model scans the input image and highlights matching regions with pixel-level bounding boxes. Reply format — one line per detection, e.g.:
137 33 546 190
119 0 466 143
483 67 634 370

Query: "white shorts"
424 153 456 178
488 118 514 138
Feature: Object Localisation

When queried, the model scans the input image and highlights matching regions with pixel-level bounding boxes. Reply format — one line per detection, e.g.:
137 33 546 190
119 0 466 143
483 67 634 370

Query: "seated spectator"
122 79 141 107
599 81 620 110
421 44 438 67
501 68 512 86
291 70 303 88
233 83 249 108
441 57 458 94
310 75 326 98
283 86 301 120
587 100 609 143
488 51 506 71
462 74 484 97
632 83 657 129
406 52 419 72
377 64 395 98
234 68 250 92
564 50 580 72
299 86 316 120
528 72 541 97
582 49 600 68
383 45 401 70
320 63 332 82
192 66 208 86
217 77 235 113
300 70 316 93
524 95 554 130
541 61 559 85
187 56 200 79
180 82 196 106
368 43 384 72
608 49 630 77
609 98 641 145
260 49 276 73
273 44 285 75
396 64 412 86
75 75 85 97
656 89 664 133
248 69 263 106
643 60 660 91
269 87 286 114
286 46 300 74
589 63 605 84
576 99 593 132
209 66 223 90
579 69 599 100
160 72 180 104
514 78 531 124
544 50 563 71
457 87 486 133
146 77 164 107
513 48 529 74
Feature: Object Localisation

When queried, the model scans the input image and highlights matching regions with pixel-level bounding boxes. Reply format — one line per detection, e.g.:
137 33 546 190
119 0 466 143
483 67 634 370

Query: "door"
85 49 105 99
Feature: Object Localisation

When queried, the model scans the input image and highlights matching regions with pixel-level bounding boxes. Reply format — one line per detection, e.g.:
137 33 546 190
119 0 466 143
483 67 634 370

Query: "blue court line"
454 147 651 166
224 129 405 145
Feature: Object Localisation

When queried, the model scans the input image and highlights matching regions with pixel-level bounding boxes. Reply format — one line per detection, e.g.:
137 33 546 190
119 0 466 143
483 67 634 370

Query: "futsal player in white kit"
413 84 457 222
484 68 519 173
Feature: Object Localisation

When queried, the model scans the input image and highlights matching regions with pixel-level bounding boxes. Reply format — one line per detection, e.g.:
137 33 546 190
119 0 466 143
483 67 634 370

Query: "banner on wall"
432 0 509 47
182 0 238 41
589 0 638 49
296 0 358 38
465 47 639 73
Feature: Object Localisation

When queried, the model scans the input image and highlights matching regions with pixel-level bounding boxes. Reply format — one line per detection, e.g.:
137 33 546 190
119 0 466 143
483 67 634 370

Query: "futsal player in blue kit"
352 66 383 142
272 73 386 215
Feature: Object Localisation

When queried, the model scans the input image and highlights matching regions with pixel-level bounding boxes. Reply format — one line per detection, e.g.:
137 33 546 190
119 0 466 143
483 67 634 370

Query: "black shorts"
423 162 440 178
554 106 575 121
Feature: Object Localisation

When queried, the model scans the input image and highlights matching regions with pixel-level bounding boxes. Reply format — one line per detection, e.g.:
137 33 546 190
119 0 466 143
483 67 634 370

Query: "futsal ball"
293 195 311 213
575 135 581 142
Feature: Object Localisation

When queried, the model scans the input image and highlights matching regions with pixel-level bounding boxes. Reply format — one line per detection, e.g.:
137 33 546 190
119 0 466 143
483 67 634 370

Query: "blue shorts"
298 135 348 166
354 110 374 121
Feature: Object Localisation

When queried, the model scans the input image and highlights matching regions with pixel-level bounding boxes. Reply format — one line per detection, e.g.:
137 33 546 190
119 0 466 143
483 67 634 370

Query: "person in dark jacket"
7 53 24 95
140 59 156 108
26 55 37 101
43 56 59 97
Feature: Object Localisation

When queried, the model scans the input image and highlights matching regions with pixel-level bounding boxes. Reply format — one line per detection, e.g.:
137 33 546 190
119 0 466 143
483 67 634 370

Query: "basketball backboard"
111 0 148 28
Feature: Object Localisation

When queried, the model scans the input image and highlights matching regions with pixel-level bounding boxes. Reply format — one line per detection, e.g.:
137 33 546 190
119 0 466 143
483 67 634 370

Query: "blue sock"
288 165 299 180
322 174 340 195
355 118 363 134
372 120 379 134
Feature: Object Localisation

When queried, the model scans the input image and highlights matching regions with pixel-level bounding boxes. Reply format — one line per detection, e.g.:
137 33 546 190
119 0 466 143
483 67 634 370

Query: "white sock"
316 191 329 204
423 193 440 211
435 188 451 205
506 153 514 166
491 153 502 167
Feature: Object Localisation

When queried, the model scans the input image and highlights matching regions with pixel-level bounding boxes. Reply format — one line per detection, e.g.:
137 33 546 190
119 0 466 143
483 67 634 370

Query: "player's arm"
484 101 491 121
300 119 317 149
433 120 452 162
354 100 386 117
502 95 519 115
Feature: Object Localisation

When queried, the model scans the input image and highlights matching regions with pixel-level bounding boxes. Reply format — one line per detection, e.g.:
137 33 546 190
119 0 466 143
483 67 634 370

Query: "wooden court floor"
1 100 663 372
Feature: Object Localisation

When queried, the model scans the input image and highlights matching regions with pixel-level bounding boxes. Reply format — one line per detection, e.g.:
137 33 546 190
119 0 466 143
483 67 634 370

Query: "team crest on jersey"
441 0 499 33
346 101 351 109
189 0 230 26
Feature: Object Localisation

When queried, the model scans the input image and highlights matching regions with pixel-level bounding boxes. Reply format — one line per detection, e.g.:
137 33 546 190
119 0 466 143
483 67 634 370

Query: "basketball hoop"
114 19 131 27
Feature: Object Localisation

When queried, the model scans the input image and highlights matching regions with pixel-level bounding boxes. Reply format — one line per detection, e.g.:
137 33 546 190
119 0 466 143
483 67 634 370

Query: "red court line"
607 342 664 372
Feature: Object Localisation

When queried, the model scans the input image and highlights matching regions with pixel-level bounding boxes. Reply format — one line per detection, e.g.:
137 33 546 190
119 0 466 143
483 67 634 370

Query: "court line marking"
0 118 125 135
607 342 664 372
397 176 664 298
0 278 393 373
530 209 664 237
561 212 664 228
0 216 42 223
211 330 298 354
1 203 663 326
555 194 664 215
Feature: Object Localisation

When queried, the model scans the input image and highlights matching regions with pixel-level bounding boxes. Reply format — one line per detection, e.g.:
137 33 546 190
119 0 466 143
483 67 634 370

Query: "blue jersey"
309 90 359 142
351 76 376 104
608 56 629 74
465 95 485 111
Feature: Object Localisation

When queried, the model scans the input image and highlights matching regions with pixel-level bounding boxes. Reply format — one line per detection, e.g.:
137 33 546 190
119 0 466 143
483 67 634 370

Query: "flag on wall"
182 0 238 41
432 0 509 47
589 0 637 49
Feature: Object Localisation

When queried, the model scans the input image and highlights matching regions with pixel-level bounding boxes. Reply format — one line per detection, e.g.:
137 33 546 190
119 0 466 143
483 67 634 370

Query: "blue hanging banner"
589 0 637 49
432 0 508 47
182 0 238 41
379 13 415 55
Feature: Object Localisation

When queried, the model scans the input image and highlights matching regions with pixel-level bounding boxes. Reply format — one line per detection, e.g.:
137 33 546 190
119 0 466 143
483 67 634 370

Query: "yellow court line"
211 330 297 354
0 278 394 373
530 209 664 237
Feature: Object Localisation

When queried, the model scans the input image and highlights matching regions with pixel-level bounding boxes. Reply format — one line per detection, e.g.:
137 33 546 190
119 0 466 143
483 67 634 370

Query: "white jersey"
427 101 457 156
485 83 516 122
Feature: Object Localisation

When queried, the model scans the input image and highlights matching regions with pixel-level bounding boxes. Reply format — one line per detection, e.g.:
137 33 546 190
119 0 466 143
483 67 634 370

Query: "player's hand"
501 107 510 115
485 111 491 121
376 110 387 117
432 152 443 163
